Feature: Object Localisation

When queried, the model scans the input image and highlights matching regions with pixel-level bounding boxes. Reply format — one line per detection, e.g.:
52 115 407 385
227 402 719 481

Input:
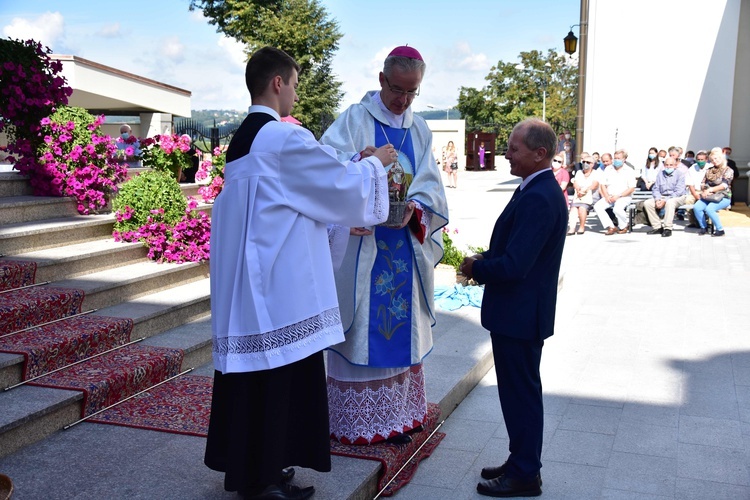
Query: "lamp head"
564 30 578 55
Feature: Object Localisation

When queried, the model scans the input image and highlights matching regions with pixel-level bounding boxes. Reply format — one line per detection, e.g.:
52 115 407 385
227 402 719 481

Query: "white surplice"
209 108 389 374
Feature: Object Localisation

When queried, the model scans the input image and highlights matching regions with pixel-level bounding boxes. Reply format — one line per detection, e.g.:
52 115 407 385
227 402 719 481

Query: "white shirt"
602 165 637 195
685 163 708 190
210 111 389 373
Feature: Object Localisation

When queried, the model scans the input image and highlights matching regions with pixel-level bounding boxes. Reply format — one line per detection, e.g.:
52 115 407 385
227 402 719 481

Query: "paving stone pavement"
2 163 750 499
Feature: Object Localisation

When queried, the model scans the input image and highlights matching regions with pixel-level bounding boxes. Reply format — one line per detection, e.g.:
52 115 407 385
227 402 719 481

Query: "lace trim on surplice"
214 307 341 356
327 364 427 445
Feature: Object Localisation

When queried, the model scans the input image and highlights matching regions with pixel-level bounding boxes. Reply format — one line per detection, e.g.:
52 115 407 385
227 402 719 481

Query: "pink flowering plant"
113 170 210 263
0 37 72 177
30 106 126 214
195 146 227 202
139 133 194 180
115 200 211 263
115 133 141 164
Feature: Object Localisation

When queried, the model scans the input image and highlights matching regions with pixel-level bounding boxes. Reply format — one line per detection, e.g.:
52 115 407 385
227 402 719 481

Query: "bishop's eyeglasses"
384 75 420 98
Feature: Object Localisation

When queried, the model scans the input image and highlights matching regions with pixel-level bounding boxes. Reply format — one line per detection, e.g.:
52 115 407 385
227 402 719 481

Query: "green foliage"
190 0 343 138
113 170 187 233
441 230 466 272
456 49 578 148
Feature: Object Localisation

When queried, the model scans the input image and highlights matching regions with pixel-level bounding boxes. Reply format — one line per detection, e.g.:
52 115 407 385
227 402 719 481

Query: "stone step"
0 195 80 225
0 204 212 256
179 182 202 199
0 213 116 255
0 303 496 498
0 313 212 459
0 278 211 390
0 172 32 197
8 239 148 283
52 259 209 311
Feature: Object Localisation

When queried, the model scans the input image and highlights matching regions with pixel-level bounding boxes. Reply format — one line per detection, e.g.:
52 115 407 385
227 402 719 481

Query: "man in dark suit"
460 118 567 498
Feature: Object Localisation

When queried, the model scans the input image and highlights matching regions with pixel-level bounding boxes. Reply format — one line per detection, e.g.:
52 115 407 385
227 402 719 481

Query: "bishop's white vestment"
320 92 449 444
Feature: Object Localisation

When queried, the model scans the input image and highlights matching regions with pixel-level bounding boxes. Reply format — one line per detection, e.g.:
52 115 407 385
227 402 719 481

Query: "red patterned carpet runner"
330 402 445 496
30 344 184 417
0 314 133 379
88 377 443 496
0 259 37 291
0 286 84 335
90 375 213 437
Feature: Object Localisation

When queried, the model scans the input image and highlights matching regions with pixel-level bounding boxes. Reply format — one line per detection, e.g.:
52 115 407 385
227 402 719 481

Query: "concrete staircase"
0 171 213 458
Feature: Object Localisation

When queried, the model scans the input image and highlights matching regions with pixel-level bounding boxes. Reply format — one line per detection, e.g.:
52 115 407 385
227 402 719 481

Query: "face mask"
565 134 571 140
121 133 129 140
696 160 707 167
583 164 592 171
664 168 674 175
648 154 656 160
613 159 624 168
564 145 571 151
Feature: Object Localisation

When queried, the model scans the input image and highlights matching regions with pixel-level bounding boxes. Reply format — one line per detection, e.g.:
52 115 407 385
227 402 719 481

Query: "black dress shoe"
698 228 707 235
386 433 412 445
281 468 295 483
661 229 672 237
712 230 725 237
647 227 663 235
243 483 314 500
477 475 542 497
481 462 542 485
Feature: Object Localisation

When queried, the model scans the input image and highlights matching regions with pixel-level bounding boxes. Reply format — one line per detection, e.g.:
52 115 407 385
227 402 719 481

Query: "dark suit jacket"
473 169 567 341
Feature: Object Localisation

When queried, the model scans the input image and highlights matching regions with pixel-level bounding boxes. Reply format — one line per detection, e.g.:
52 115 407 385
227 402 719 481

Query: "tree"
189 0 343 138
456 49 577 148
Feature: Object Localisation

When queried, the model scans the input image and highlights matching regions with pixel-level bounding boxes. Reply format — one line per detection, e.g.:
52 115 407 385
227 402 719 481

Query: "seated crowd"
551 145 737 237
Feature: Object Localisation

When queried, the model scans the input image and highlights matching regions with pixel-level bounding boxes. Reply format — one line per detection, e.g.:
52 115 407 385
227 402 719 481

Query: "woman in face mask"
552 153 571 214
693 147 734 236
568 154 600 235
638 147 660 191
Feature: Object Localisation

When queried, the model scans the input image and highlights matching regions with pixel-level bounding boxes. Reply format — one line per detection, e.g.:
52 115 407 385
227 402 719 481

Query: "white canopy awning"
51 55 191 117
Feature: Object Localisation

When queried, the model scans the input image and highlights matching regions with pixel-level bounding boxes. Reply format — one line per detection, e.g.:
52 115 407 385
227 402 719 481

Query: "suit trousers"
491 334 544 481
594 196 631 229
643 194 696 230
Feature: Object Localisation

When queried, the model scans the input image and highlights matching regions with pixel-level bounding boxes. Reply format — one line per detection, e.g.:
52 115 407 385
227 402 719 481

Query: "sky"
0 0 579 114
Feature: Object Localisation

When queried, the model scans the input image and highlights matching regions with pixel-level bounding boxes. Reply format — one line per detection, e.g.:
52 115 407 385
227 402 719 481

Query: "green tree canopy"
456 49 577 149
189 0 342 138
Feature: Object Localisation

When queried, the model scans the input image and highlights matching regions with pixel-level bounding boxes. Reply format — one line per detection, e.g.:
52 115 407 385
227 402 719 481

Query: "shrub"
139 133 194 180
0 37 72 174
113 170 186 235
112 171 210 263
441 227 465 272
32 106 125 214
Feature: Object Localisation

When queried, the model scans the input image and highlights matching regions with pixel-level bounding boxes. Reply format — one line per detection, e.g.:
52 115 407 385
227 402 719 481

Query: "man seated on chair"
593 149 637 235
643 157 686 237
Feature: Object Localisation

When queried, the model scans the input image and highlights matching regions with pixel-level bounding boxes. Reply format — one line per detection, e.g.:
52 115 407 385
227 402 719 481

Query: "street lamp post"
515 63 552 122
564 0 589 164
428 104 451 120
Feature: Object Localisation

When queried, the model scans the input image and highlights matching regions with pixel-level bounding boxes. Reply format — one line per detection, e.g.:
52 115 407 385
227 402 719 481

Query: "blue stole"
367 121 417 367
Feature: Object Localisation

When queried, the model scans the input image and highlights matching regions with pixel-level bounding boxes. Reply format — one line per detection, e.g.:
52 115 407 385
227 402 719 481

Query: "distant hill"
187 109 247 128
416 109 461 120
